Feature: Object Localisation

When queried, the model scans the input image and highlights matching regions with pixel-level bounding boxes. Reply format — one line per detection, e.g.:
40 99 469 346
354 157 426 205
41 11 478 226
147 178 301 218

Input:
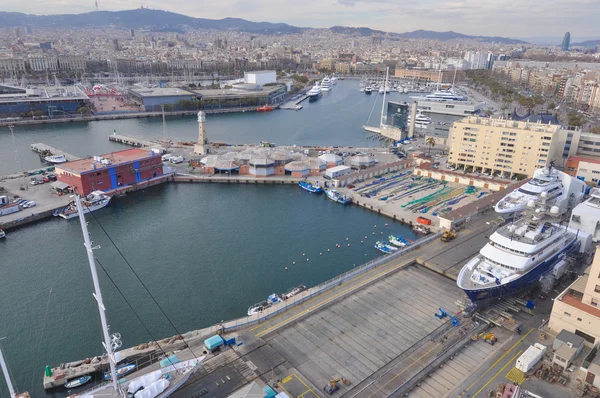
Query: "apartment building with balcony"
447 116 567 178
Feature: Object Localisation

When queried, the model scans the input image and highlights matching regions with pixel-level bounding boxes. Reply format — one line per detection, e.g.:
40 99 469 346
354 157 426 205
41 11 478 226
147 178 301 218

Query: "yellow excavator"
441 229 457 242
471 332 497 345
324 377 350 395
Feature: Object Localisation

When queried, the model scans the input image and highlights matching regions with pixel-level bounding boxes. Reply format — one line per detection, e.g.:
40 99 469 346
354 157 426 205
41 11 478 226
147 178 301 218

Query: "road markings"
472 350 523 398
458 328 533 397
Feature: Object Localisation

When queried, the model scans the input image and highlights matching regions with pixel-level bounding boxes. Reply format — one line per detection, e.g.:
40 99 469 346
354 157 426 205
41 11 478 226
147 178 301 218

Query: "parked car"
22 201 36 208
30 179 44 186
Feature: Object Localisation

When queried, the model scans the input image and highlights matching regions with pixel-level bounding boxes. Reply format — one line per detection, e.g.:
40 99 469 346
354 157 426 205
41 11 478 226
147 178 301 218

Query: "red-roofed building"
565 156 600 185
55 148 163 195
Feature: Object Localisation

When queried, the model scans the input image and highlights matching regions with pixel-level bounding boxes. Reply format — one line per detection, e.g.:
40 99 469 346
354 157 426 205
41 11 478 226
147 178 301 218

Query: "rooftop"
568 156 600 165
455 116 563 133
129 87 194 98
192 86 280 99
57 148 159 174
0 84 88 103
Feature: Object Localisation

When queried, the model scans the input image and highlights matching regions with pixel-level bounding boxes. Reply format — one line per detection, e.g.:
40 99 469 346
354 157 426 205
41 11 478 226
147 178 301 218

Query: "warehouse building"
0 84 89 117
244 70 276 86
128 87 197 112
55 148 164 195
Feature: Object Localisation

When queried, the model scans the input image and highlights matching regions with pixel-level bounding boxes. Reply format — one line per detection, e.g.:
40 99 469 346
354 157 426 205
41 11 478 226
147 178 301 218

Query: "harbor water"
0 80 415 175
0 81 426 396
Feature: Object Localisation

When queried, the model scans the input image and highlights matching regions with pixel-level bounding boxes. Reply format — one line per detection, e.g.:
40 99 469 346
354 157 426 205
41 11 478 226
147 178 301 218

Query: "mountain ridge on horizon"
0 8 527 44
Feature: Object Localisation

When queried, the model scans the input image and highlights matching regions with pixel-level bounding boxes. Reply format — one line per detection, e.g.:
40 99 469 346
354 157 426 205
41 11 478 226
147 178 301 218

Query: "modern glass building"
386 101 409 130
561 32 571 51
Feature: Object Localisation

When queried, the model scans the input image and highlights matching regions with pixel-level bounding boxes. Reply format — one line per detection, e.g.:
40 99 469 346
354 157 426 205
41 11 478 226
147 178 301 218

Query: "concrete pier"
108 134 158 148
30 143 80 162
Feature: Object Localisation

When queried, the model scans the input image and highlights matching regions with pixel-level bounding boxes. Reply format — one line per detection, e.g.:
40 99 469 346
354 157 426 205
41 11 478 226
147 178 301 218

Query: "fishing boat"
55 191 111 219
267 293 282 304
44 154 67 164
413 225 431 235
282 285 307 300
65 375 92 389
374 241 392 253
298 181 323 194
247 300 271 316
388 235 411 247
325 189 351 205
104 363 136 381
256 105 275 112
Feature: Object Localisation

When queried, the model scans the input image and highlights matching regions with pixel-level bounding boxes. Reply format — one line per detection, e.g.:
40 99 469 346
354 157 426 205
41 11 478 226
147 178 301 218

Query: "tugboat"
299 181 323 194
256 104 275 112
325 189 351 205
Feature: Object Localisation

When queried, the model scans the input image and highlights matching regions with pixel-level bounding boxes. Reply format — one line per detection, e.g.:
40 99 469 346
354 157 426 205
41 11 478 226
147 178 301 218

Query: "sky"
3 0 600 39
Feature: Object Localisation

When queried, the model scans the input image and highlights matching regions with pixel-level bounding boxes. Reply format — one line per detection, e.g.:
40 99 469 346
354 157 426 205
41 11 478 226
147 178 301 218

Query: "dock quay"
173 174 303 184
108 134 159 148
43 222 515 397
280 94 308 110
30 143 80 162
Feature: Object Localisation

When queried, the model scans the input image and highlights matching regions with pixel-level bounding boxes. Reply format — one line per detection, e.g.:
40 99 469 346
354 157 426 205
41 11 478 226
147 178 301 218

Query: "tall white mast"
75 195 119 390
0 338 16 398
380 66 389 128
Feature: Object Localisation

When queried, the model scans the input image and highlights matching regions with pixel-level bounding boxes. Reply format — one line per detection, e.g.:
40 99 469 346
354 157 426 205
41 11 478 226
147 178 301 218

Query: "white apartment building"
0 58 26 73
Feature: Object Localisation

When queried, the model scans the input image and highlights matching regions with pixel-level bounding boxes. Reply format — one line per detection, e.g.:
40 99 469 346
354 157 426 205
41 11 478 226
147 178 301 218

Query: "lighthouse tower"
194 111 209 155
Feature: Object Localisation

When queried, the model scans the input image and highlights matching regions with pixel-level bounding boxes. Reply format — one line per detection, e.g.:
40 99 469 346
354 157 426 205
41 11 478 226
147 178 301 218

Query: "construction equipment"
435 308 460 326
441 229 457 242
472 332 498 345
324 378 349 395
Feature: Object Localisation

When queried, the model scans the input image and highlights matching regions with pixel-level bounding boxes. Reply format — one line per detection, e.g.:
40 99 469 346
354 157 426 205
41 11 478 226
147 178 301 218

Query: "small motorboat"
267 293 282 304
248 300 271 316
374 241 392 253
103 363 136 381
65 375 92 389
0 229 5 239
44 155 67 164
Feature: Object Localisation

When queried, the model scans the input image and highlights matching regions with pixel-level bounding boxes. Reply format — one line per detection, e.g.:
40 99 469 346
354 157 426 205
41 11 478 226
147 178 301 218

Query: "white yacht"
330 76 338 85
457 202 590 303
408 111 432 129
307 84 322 101
569 188 600 242
320 76 332 92
423 90 466 102
55 191 111 219
378 86 385 94
495 166 585 214
44 154 67 164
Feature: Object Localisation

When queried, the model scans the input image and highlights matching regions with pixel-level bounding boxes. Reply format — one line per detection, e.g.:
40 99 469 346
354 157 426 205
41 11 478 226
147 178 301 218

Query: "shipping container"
204 335 224 352
417 217 432 225
516 343 547 372
0 204 20 216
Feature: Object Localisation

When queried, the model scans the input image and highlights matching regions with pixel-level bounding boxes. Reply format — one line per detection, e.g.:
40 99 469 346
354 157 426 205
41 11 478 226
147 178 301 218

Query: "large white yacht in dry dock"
457 196 591 303
494 165 585 214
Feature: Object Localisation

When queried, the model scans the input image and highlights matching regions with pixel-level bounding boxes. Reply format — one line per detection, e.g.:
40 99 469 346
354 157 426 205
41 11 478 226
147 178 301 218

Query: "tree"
590 126 600 134
425 137 437 156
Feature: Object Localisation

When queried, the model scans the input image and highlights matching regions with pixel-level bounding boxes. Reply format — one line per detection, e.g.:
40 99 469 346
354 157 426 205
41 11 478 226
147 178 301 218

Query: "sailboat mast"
0 339 16 398
452 69 457 90
380 67 389 128
75 195 119 390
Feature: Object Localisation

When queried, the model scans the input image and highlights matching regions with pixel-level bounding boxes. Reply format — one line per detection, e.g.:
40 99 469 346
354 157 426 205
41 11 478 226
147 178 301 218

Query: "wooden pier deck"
30 143 80 162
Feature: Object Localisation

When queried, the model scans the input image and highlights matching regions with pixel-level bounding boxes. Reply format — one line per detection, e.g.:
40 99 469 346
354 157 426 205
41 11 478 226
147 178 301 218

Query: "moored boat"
256 105 275 112
413 225 431 235
325 189 351 205
389 235 411 247
104 363 136 381
374 241 392 253
55 191 111 219
0 229 5 239
364 86 373 94
44 154 67 164
299 181 323 194
248 300 271 316
282 285 307 300
307 84 322 101
65 375 92 389
267 293 282 304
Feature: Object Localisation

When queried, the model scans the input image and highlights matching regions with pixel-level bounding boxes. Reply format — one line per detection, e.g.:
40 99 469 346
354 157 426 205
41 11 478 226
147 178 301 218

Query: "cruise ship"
307 84 322 101
457 202 589 303
320 77 332 92
495 166 585 214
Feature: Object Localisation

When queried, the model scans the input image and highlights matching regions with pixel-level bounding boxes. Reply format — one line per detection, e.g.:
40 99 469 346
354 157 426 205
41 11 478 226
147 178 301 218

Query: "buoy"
372 232 375 235
348 244 350 247
327 249 330 252
365 236 367 239
302 253 305 256
385 223 388 227
361 241 363 243
306 258 309 261
320 253 322 256
285 267 288 270
293 262 296 265
346 238 349 241
380 232 383 235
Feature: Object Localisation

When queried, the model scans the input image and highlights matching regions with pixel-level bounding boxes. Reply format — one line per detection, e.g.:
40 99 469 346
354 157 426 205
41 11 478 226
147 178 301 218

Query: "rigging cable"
94 258 172 364
29 287 53 389
84 206 200 361
365 90 380 126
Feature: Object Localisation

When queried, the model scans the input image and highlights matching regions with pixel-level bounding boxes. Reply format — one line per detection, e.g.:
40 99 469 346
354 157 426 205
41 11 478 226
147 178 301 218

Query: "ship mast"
74 195 119 390
0 338 16 398
380 66 389 128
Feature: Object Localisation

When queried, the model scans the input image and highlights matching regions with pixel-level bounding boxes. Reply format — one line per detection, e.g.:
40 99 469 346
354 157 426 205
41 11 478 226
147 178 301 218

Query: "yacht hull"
460 239 579 302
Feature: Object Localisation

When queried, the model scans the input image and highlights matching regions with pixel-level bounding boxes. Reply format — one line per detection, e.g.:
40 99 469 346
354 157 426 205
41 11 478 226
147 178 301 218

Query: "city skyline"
2 1 599 39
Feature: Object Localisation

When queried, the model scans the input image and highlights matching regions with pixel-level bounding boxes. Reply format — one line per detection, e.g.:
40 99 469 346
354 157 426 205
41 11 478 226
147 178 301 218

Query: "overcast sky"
3 0 599 39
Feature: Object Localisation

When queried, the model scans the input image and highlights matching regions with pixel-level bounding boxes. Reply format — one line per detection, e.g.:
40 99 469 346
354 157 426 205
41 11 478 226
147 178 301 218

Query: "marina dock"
30 143 80 162
280 94 308 110
108 134 159 148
